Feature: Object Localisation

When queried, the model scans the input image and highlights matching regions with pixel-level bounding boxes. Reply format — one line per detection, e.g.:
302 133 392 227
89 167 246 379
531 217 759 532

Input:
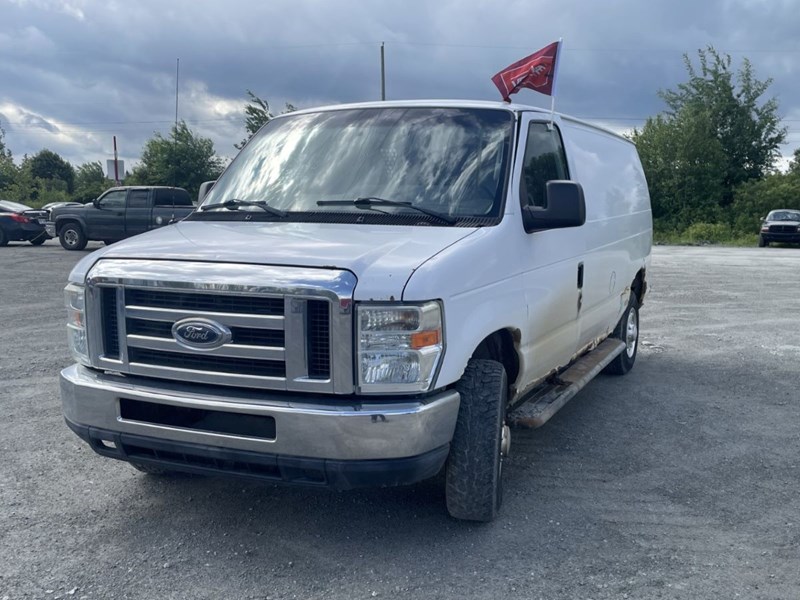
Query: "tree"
73 161 111 203
127 121 225 199
631 47 786 231
788 148 800 176
236 90 297 149
28 148 75 193
0 125 16 192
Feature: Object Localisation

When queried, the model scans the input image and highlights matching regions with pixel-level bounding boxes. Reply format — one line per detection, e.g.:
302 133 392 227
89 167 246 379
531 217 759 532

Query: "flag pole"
549 38 563 130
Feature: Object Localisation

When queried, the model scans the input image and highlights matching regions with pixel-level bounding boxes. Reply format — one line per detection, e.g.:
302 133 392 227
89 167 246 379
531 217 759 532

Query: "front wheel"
0 227 8 247
758 235 768 248
604 292 639 376
59 223 87 251
445 359 509 522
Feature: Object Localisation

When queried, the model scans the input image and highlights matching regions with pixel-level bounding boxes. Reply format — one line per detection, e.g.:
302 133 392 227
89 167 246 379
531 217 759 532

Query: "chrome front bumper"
60 364 460 461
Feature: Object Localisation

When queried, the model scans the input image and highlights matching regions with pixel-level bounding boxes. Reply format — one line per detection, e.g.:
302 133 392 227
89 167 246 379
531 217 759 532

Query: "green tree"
28 148 75 193
788 148 800 176
236 90 297 149
127 121 225 199
631 47 786 231
0 125 17 192
73 161 111 203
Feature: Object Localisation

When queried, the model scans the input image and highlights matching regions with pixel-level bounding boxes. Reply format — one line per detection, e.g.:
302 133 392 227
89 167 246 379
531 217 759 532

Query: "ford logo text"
171 318 232 350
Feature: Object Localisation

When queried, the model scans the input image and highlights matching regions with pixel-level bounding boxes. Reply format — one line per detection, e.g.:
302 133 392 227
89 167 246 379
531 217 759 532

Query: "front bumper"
762 232 800 244
60 365 460 486
45 222 56 238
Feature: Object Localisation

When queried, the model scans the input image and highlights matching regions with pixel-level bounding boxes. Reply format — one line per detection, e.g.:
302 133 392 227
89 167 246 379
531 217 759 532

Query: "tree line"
2 57 798 243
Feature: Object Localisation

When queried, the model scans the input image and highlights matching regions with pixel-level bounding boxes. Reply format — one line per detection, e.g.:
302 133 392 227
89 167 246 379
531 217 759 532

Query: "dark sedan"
759 209 800 247
0 200 50 246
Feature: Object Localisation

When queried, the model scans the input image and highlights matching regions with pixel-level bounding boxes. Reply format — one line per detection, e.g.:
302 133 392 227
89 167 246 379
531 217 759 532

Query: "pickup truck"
46 186 193 250
59 100 651 521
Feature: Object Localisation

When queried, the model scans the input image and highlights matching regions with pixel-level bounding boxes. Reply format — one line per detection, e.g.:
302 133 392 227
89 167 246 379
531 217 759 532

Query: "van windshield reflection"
199 107 514 225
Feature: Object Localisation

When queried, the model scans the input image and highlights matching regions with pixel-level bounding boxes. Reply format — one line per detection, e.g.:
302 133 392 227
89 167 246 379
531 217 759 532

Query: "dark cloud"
1 0 798 168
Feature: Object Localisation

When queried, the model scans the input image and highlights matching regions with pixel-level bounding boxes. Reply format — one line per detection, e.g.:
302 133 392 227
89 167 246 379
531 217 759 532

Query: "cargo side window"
520 123 569 208
154 189 192 207
127 190 150 208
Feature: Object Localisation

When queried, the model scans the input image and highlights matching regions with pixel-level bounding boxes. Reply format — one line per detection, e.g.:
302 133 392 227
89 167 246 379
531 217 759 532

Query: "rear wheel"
604 292 639 376
445 359 509 522
758 235 768 247
59 223 87 251
29 233 47 246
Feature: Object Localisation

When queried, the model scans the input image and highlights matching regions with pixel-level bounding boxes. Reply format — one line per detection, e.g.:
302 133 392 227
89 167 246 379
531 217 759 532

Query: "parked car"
759 209 800 247
46 186 194 250
59 100 652 521
0 200 49 246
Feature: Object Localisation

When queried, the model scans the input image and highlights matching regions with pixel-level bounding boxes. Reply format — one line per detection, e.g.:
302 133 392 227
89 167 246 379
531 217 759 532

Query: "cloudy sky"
1 0 799 173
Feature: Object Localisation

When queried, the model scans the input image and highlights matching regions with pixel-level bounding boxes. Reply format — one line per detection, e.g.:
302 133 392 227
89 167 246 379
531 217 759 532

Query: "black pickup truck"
46 186 194 250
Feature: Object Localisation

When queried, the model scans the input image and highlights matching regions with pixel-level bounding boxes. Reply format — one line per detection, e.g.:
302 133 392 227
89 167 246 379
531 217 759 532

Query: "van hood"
70 220 479 300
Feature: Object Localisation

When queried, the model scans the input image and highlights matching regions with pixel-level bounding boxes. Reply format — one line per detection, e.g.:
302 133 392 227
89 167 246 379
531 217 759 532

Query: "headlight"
65 283 90 366
357 301 444 393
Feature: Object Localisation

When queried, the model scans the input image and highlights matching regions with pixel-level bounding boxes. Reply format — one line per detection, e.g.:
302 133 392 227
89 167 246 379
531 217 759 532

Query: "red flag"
491 41 561 102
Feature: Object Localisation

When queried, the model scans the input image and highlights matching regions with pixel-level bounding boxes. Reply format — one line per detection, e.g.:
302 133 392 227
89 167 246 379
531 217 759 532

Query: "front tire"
0 227 8 247
59 223 87 251
445 359 509 522
604 292 639 376
758 235 768 248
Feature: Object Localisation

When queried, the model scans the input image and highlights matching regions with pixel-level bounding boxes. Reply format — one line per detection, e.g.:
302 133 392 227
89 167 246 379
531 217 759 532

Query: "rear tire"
445 359 509 522
29 233 47 246
59 223 87 251
604 292 639 376
758 235 768 248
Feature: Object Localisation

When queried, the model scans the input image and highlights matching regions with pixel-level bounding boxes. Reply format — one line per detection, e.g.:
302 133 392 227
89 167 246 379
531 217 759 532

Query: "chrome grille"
85 260 356 394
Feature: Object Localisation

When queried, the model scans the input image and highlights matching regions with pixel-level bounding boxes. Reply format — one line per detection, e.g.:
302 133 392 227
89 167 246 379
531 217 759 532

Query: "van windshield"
199 107 514 225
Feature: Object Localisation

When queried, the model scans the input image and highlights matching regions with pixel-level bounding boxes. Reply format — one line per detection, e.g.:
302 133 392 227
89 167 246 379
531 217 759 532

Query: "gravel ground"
1 241 798 600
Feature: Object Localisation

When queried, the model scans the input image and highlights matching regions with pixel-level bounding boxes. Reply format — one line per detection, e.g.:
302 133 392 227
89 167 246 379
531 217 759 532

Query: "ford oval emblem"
172 318 232 350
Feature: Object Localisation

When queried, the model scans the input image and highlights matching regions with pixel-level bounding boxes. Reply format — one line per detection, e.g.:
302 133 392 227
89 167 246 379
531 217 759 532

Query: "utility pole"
380 42 386 101
175 58 180 130
113 135 120 185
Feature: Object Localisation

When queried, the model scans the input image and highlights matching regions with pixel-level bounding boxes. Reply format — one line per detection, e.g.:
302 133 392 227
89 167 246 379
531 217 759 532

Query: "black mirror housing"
522 180 586 233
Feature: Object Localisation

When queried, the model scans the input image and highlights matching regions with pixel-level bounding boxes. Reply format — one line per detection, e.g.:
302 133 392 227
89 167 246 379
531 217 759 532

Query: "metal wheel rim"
64 230 78 246
625 307 638 358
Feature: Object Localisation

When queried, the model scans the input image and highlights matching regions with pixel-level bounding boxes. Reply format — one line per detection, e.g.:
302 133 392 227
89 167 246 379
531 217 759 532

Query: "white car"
59 100 652 521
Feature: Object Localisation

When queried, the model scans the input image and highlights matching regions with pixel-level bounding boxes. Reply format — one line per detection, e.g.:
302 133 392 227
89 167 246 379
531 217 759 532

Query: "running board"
508 338 626 429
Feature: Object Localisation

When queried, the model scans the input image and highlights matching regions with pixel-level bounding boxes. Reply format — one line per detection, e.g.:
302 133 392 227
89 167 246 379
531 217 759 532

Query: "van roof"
285 99 630 143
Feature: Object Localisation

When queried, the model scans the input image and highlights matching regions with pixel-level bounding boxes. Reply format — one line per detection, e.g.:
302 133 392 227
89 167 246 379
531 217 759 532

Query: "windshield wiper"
316 197 456 225
200 199 287 218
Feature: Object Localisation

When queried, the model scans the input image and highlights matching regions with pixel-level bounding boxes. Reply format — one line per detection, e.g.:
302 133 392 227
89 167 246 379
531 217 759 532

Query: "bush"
682 222 732 243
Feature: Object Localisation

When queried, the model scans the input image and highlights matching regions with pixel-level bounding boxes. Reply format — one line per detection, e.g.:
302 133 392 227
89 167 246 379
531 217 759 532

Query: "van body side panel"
560 121 652 348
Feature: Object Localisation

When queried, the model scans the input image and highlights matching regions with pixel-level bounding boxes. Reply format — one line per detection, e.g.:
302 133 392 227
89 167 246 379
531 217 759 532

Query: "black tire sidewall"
0 226 8 247
446 359 508 522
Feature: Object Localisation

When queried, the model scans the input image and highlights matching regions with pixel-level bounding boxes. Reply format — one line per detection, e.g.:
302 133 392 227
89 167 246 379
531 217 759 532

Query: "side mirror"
522 180 586 233
198 180 216 204
92 198 101 208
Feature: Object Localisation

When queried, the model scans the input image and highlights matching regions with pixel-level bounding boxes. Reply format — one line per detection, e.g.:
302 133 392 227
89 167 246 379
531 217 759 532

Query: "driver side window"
99 191 126 209
520 123 569 208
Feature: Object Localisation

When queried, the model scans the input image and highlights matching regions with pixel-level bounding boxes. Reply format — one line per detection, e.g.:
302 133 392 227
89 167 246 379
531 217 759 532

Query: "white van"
60 100 651 521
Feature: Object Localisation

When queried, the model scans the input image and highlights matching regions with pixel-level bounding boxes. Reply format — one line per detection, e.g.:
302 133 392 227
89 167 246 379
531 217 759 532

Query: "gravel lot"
1 241 799 600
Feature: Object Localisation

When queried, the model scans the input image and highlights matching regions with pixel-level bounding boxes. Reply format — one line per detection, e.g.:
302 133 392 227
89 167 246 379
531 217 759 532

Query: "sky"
1 0 799 174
